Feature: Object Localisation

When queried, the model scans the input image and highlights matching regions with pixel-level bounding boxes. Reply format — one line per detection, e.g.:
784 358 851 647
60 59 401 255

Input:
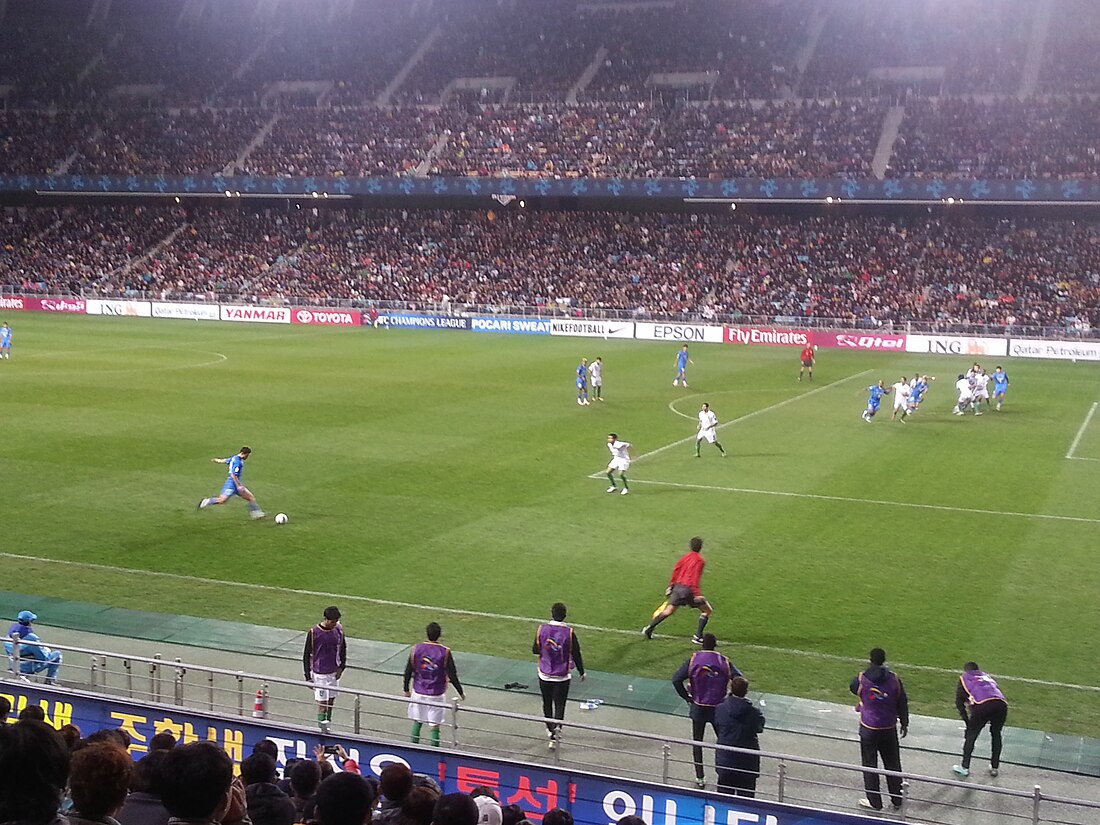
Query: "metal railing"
1 286 1095 340
7 638 1100 825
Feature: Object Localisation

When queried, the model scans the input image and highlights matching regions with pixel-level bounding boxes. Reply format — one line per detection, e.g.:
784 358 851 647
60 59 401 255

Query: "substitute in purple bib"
403 622 465 748
303 606 347 732
533 602 585 749
953 662 1008 778
671 633 740 789
849 647 909 812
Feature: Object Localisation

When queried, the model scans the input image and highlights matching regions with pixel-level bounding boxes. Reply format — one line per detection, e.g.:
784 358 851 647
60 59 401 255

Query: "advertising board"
86 299 153 317
549 320 635 339
636 322 724 343
905 335 1008 357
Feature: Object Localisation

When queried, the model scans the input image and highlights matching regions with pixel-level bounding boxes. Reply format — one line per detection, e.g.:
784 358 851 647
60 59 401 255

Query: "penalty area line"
622 478 1100 526
0 550 1094 693
1065 401 1098 460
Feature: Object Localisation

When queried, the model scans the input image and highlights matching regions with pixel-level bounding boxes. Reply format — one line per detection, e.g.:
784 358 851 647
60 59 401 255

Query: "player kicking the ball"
605 433 631 495
198 446 265 519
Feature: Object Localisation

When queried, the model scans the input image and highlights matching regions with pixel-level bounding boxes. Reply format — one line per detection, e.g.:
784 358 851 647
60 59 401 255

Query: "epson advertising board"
636 322 723 343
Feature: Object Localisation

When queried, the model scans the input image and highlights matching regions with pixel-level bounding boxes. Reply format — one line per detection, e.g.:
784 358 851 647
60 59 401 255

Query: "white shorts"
697 430 716 443
957 393 973 404
407 690 447 725
893 398 908 410
591 378 602 387
608 458 630 473
313 672 340 702
974 389 989 400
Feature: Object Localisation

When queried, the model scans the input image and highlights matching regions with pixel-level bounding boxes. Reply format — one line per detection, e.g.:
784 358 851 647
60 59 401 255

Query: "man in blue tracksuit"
4 611 63 684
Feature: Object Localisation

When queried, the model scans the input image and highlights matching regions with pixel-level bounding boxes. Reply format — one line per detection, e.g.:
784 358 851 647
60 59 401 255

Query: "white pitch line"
0 550 1095 693
667 389 798 421
639 370 874 464
1065 401 1098 459
622 478 1100 525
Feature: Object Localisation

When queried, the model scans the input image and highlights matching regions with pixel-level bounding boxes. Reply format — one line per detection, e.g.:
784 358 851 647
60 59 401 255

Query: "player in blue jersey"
861 381 889 422
0 322 11 359
576 358 590 406
198 446 265 519
673 345 693 387
992 366 1010 411
907 375 933 413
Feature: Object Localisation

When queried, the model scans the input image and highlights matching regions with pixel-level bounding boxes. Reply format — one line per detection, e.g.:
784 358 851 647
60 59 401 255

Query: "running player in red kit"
798 343 815 382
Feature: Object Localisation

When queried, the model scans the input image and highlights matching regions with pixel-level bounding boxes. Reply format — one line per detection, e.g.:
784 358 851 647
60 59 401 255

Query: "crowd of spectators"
1040 0 1100 93
0 111 92 175
0 718 559 825
889 97 1100 179
5 206 1098 332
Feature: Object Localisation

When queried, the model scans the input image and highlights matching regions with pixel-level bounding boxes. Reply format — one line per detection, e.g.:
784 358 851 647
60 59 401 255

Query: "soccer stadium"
2 0 1100 823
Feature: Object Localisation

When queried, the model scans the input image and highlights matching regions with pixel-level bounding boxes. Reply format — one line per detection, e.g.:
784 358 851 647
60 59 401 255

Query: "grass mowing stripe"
621 478 1100 525
1065 401 1099 459
3 550 1097 695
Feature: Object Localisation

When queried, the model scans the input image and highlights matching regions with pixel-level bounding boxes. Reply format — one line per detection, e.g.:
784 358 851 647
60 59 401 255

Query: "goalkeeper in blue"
198 446 265 519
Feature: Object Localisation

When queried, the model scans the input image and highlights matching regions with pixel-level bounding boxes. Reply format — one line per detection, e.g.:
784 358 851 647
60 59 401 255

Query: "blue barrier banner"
382 314 470 330
1 172 1096 204
469 317 552 335
1 686 876 825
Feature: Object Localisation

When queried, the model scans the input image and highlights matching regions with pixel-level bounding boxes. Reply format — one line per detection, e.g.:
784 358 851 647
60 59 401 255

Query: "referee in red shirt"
642 537 714 644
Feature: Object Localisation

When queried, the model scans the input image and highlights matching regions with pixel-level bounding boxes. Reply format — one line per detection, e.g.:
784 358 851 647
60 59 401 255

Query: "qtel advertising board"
291 308 362 326
636 322 723 343
0 295 86 313
723 327 812 347
905 335 1007 357
814 332 907 351
4 685 877 825
220 305 291 324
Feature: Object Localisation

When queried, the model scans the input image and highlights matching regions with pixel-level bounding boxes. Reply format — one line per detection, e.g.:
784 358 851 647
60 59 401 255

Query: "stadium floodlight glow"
174 197 181 203
729 202 736 210
225 190 232 197
946 197 955 204
519 200 525 208
311 191 319 198
825 196 834 204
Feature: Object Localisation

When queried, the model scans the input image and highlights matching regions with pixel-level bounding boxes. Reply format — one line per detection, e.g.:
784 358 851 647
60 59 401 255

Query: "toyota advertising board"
636 322 723 343
220 305 291 324
724 326 812 346
906 334 1007 357
549 319 635 338
152 302 220 320
815 331 907 351
1009 338 1100 361
87 299 152 317
291 308 362 326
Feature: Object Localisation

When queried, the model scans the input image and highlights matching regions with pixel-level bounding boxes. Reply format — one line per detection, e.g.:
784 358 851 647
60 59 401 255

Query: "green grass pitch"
3 314 1100 735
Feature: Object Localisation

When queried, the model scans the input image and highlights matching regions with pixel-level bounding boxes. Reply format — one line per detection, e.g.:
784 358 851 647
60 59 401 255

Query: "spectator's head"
500 805 526 825
0 721 70 825
59 724 83 750
70 742 133 819
379 763 414 802
149 732 177 751
690 536 703 553
18 705 46 723
290 758 322 799
542 810 573 825
618 818 647 825
160 741 234 821
426 622 442 642
131 750 168 795
88 728 131 751
241 752 279 786
16 610 37 627
473 795 502 825
433 793 479 825
550 603 567 622
400 786 440 825
252 739 279 760
700 633 717 651
322 606 341 628
730 676 749 698
869 648 886 667
315 772 376 825
467 787 496 802
0 697 10 722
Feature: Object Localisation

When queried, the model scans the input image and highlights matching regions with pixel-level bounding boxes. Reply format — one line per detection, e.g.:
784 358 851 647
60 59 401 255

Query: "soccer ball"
274 513 288 525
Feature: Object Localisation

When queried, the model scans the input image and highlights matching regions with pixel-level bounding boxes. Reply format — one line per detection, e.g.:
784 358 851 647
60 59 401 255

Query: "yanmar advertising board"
636 322 723 343
470 317 551 335
1009 338 1100 361
86 299 152 317
291 308 361 326
906 335 1008 357
220 305 291 324
815 331 907 351
152 302 220 320
724 327 812 347
5 685 876 825
549 319 635 339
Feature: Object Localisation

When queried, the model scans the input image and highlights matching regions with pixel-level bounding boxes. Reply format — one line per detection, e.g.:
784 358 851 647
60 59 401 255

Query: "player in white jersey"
953 373 976 416
890 377 911 422
694 403 727 457
605 433 631 495
589 357 604 402
972 369 991 408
